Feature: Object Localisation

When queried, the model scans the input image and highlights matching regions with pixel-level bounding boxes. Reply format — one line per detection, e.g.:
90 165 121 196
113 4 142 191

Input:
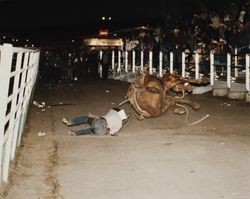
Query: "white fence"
99 49 250 93
0 43 40 188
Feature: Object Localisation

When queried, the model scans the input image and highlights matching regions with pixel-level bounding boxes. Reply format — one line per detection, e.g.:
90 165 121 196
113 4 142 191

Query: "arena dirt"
1 78 250 199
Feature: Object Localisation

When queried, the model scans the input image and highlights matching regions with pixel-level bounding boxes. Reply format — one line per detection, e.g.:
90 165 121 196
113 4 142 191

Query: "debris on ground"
38 131 46 137
33 101 46 108
220 102 232 106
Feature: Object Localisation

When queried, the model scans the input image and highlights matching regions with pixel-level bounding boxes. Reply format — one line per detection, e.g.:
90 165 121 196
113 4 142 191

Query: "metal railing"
0 43 40 187
99 49 250 94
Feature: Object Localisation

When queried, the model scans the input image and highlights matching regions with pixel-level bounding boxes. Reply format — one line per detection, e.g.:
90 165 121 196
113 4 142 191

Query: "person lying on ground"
62 107 129 136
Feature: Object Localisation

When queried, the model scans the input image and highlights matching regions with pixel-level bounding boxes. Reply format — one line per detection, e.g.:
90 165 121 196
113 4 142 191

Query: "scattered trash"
33 101 39 106
111 102 116 105
38 131 46 136
221 102 232 107
105 90 110 93
33 101 45 108
33 100 75 111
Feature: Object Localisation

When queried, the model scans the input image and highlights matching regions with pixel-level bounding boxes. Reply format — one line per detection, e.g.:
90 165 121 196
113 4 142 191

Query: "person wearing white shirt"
62 108 128 136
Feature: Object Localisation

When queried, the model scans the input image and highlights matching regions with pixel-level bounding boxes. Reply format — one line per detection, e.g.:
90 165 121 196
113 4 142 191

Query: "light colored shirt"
103 109 127 135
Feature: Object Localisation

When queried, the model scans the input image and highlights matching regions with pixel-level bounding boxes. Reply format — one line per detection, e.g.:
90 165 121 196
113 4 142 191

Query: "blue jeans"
69 116 107 136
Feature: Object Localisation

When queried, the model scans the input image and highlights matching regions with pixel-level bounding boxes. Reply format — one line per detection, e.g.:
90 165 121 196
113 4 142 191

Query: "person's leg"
63 116 90 126
68 127 94 136
70 115 90 125
91 118 107 135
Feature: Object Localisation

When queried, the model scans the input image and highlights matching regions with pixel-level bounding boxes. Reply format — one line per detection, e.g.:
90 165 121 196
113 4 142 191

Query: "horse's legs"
174 98 200 111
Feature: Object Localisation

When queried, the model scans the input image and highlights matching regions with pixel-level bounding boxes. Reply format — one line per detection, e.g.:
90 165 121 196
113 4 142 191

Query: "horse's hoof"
193 102 200 111
136 115 145 120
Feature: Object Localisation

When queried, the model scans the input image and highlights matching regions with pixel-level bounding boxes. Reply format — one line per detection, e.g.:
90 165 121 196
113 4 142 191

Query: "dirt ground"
1 77 250 199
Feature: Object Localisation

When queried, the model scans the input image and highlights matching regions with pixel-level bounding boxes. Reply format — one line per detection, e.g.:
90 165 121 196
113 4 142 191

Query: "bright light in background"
3 36 5 39
72 39 75 43
16 39 18 42
12 38 15 42
101 16 111 21
26 39 29 42
31 44 34 47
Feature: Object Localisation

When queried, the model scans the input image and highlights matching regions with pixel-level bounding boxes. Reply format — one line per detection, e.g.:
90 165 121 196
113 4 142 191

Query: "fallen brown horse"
120 71 209 123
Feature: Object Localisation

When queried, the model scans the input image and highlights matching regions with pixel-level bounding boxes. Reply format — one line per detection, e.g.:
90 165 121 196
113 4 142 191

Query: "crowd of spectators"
122 0 250 73
38 43 102 84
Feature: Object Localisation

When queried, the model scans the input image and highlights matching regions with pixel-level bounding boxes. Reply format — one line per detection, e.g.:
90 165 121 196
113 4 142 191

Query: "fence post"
182 52 186 77
132 50 135 73
170 52 173 73
0 44 13 184
149 51 153 75
16 51 29 146
227 53 231 88
246 54 250 93
10 52 23 161
117 50 121 73
140 51 144 72
3 52 28 182
111 50 115 70
234 48 238 78
210 51 215 86
125 51 128 72
195 52 199 79
159 51 163 77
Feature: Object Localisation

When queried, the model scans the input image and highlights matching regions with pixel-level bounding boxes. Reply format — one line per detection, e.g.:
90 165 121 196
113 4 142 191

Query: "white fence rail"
0 43 40 187
103 49 250 94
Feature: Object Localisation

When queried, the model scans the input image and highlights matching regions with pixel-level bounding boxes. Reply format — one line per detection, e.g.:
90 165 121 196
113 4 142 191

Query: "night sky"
0 0 237 41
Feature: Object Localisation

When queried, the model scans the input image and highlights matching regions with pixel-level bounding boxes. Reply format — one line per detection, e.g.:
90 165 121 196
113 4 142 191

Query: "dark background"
0 0 244 41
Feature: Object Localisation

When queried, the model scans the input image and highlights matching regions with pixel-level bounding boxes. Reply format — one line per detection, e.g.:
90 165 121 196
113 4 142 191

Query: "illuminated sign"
99 29 109 36
84 38 123 46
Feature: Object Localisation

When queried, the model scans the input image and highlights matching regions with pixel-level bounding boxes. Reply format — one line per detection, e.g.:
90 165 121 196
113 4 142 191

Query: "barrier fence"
99 49 250 94
0 43 40 188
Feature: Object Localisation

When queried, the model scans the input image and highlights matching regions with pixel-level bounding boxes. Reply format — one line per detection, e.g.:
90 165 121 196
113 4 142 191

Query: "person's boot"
67 130 77 136
62 117 71 126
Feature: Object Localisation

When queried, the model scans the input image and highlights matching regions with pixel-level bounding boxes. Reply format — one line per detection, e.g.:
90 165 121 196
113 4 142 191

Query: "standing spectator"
101 48 112 79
